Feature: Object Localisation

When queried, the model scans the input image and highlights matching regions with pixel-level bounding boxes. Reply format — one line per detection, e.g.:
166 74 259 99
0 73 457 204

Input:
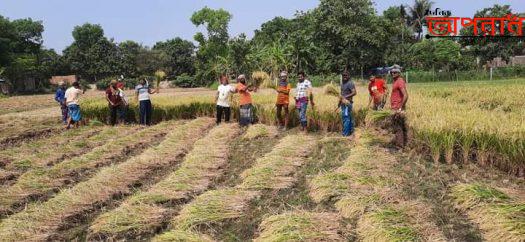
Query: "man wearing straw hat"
54 81 68 124
275 71 291 130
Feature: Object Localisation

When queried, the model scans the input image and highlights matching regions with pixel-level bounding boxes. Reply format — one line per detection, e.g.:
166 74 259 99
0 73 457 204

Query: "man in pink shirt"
389 66 409 148
390 67 408 111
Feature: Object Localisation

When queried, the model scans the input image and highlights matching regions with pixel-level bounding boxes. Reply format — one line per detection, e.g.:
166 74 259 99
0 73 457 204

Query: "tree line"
1 0 524 92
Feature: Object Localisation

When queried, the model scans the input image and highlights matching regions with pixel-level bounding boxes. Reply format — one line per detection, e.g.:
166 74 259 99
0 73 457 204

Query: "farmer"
135 79 158 126
106 80 125 125
390 67 408 111
294 70 314 132
216 74 236 124
339 71 356 138
389 66 409 148
54 81 68 124
235 74 255 127
368 74 388 110
275 71 291 130
65 81 85 129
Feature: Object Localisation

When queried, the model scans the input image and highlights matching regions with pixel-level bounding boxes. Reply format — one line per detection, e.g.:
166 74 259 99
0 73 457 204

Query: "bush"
171 74 195 88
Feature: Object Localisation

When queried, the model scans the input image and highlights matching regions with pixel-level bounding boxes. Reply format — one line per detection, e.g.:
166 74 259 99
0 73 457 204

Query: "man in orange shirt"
235 74 255 127
367 74 388 110
275 71 291 130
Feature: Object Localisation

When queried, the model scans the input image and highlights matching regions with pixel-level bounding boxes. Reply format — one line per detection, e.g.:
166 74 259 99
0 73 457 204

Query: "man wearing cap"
339 70 356 138
106 80 124 125
294 70 314 132
235 74 254 127
54 81 68 124
275 71 291 130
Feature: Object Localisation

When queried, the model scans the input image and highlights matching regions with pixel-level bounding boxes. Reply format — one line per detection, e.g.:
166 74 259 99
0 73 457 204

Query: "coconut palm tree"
409 0 434 40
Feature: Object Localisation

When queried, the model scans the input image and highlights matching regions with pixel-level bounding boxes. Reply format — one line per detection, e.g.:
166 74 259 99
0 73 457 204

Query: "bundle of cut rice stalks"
324 83 340 97
154 70 167 88
252 71 274 89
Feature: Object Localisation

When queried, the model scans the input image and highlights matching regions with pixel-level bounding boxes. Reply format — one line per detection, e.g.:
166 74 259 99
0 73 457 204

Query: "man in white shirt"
215 74 236 124
294 71 315 131
65 81 85 129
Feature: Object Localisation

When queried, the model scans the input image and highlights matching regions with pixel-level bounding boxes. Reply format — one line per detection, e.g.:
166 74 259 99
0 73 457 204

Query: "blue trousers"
341 103 354 136
298 102 308 128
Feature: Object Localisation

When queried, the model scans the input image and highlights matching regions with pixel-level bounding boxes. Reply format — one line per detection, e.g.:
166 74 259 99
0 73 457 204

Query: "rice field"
0 80 524 241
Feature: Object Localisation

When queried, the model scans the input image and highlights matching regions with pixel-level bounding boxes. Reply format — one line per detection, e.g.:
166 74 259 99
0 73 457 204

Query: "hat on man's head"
110 79 118 85
279 71 288 77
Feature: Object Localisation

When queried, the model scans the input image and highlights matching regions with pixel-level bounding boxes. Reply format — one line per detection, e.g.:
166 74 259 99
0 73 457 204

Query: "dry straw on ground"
0 118 214 241
254 211 344 242
450 183 525 242
88 123 241 239
0 123 160 215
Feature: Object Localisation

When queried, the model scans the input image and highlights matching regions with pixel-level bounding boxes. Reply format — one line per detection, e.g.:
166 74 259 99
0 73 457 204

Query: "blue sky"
1 0 524 52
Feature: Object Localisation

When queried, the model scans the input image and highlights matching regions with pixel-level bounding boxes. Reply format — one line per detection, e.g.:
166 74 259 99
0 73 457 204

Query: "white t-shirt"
295 79 312 99
217 84 235 107
65 87 82 106
135 84 150 101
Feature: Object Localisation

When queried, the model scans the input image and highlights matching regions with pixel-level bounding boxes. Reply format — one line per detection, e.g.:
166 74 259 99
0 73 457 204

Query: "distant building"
487 56 525 68
49 75 78 85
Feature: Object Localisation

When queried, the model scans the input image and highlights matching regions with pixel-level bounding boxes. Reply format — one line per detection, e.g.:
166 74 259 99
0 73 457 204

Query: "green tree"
153 37 196 78
313 0 386 74
409 0 434 40
63 23 120 82
459 5 523 65
191 7 232 85
409 39 461 70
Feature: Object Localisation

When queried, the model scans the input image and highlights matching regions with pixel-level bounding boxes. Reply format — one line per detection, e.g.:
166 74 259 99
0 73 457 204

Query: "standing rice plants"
88 123 240 239
0 118 214 241
450 183 525 241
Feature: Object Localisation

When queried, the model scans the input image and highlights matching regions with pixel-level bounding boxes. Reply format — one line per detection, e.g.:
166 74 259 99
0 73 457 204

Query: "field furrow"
88 123 241 240
308 130 447 241
0 126 131 184
450 183 525 241
253 211 344 241
0 117 63 149
153 133 316 241
0 118 215 241
0 123 168 216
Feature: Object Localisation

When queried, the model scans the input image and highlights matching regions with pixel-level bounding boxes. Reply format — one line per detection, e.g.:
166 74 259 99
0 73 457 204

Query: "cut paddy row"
450 183 525 241
0 122 167 216
0 118 214 241
152 132 317 241
88 122 241 240
0 125 123 184
308 130 447 241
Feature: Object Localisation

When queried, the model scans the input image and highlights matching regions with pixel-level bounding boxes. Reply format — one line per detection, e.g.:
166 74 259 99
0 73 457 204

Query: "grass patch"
0 118 214 241
254 211 344 241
